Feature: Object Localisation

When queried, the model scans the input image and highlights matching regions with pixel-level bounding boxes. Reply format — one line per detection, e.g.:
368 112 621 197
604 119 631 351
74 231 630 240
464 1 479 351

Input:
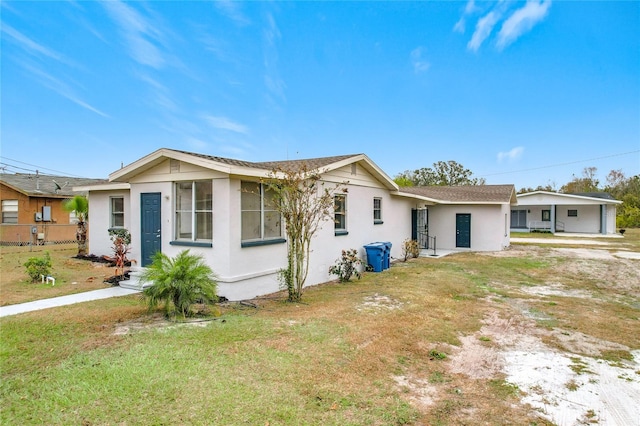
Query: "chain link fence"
0 224 82 246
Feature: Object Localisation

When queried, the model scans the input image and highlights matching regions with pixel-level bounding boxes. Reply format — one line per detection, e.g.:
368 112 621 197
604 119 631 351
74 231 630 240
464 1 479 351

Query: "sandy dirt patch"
449 311 640 425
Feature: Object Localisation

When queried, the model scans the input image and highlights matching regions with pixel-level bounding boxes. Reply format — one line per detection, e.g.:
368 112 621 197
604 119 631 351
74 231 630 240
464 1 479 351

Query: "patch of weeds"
478 336 491 342
397 355 409 366
569 357 594 375
548 301 557 306
488 379 520 398
565 379 579 391
428 371 449 384
451 293 471 301
432 399 463 422
428 350 447 360
581 409 599 424
601 349 633 364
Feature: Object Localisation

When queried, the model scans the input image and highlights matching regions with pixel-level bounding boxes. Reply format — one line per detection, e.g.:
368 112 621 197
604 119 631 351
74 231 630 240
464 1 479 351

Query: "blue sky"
1 0 639 190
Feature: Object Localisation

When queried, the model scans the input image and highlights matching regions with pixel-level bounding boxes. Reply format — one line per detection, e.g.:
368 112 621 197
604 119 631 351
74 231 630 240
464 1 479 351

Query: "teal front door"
141 193 161 266
456 213 471 248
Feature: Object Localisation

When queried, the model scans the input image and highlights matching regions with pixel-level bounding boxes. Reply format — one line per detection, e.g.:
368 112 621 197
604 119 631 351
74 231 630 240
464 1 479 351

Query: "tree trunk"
76 221 88 256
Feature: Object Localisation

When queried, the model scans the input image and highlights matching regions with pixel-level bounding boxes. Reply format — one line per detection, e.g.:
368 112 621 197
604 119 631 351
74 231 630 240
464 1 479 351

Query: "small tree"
108 228 131 280
63 195 89 256
140 250 218 318
263 163 346 302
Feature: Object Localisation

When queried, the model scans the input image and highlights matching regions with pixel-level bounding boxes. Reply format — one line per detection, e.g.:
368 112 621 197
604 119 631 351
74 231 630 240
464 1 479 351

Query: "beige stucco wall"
427 204 510 251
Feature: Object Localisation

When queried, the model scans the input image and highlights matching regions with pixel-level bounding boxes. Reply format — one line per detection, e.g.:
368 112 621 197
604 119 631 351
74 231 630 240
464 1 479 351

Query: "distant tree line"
394 160 486 186
394 162 639 228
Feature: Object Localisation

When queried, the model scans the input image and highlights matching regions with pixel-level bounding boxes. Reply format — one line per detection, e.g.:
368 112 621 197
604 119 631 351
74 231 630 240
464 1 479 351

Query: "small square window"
1 200 18 224
568 210 578 217
110 197 125 228
542 210 551 221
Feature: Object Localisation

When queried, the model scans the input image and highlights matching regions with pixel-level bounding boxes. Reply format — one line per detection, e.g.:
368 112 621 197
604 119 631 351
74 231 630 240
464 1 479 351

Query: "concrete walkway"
0 287 141 318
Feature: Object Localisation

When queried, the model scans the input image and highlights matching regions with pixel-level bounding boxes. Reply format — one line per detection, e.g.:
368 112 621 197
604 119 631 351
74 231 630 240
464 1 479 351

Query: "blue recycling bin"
374 242 392 270
381 242 392 269
363 243 385 273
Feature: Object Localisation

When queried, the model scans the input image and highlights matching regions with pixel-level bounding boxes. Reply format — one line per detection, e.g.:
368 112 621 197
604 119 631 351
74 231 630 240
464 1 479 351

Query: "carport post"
550 205 556 233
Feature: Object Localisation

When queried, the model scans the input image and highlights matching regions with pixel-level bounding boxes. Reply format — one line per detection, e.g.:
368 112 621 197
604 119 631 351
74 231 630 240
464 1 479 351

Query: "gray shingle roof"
170 149 361 172
399 184 516 203
0 173 107 197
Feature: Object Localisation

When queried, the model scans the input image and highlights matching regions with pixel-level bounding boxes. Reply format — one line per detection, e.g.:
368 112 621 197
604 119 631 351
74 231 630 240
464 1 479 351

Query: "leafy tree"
140 250 218 318
263 162 346 302
395 160 485 186
517 183 557 194
560 167 600 193
62 195 89 256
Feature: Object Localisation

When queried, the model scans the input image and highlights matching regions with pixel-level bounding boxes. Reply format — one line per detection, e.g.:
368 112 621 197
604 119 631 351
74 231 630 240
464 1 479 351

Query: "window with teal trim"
175 181 212 241
241 181 282 243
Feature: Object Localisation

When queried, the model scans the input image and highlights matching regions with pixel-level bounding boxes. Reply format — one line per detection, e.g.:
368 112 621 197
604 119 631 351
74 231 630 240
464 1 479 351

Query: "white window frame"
373 197 383 224
110 196 125 228
174 181 213 242
241 181 282 245
334 194 347 235
1 200 18 224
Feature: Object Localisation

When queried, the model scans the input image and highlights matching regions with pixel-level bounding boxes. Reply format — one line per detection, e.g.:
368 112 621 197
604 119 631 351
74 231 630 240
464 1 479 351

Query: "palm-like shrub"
140 250 218 318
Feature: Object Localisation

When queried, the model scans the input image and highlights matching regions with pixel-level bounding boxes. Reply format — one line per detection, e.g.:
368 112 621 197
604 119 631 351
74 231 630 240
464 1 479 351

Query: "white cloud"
186 137 209 151
202 115 249 135
497 0 551 49
17 60 109 117
453 18 466 34
215 0 251 26
410 47 431 74
101 0 165 68
2 24 63 61
263 12 286 105
464 0 479 14
467 10 501 52
497 146 525 162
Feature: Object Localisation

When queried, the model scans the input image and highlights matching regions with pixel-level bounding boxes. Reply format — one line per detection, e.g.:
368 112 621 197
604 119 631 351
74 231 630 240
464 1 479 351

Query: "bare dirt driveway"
447 239 640 426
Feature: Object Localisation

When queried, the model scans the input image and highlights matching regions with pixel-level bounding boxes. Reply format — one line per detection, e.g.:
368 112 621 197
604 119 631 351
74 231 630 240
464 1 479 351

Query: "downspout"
550 204 556 233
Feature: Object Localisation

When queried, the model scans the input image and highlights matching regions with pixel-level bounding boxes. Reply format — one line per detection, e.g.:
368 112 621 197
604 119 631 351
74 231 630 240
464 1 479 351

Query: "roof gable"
109 148 398 190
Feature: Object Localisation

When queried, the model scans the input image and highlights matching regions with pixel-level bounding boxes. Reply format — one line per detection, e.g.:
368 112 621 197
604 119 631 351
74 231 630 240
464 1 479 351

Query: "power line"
0 156 84 177
479 150 640 178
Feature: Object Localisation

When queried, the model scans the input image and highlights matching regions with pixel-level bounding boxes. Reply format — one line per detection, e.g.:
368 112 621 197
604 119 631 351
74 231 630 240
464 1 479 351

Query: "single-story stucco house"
512 191 622 235
76 148 517 301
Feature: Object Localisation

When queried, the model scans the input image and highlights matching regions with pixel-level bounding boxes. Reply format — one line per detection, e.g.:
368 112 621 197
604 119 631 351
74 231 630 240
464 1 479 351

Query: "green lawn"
1 230 638 425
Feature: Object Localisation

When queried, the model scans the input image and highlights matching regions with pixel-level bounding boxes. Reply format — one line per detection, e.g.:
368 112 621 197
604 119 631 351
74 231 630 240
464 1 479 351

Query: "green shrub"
24 251 52 282
328 249 362 282
140 250 218 318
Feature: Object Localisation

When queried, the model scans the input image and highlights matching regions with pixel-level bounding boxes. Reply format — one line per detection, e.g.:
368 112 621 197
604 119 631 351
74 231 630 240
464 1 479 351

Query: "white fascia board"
517 191 622 205
392 191 438 205
73 183 131 192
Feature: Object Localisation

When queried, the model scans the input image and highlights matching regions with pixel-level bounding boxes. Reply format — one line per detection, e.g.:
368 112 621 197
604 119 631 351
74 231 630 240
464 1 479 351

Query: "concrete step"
119 267 152 290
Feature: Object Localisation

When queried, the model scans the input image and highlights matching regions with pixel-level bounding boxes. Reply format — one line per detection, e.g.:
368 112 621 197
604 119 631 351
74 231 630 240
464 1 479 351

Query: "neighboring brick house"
0 173 106 245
